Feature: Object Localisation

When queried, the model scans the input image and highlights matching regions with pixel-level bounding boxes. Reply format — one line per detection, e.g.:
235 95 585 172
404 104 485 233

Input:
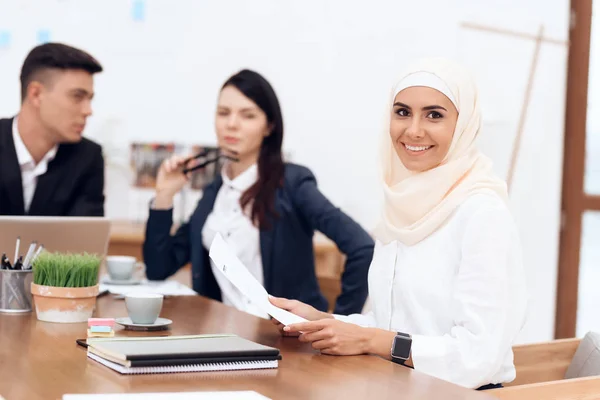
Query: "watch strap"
391 331 412 365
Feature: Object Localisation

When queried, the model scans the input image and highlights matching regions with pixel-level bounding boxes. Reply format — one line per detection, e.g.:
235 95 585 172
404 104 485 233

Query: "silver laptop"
0 216 111 260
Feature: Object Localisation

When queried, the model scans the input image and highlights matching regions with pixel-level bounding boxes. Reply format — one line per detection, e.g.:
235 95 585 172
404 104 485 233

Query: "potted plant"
30 252 101 323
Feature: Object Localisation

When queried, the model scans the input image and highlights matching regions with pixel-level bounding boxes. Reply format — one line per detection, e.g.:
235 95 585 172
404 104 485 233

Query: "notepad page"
87 352 278 375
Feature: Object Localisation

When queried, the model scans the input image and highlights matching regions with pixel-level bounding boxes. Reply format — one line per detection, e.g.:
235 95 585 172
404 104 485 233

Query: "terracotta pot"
30 283 99 323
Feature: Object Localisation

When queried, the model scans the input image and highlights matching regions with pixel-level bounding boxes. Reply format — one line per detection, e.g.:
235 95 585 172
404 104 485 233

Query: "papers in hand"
209 233 307 326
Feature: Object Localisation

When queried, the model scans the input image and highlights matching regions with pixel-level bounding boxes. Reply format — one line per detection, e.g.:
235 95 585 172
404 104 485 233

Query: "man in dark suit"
0 42 105 216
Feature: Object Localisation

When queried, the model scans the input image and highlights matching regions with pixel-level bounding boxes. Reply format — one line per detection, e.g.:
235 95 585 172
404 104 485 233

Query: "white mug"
125 293 163 324
105 256 143 281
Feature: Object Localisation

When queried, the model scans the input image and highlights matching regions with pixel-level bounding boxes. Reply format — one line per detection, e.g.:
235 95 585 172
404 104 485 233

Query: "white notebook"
87 352 278 375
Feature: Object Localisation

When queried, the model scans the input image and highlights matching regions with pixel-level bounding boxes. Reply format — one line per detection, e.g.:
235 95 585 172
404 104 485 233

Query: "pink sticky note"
88 318 115 327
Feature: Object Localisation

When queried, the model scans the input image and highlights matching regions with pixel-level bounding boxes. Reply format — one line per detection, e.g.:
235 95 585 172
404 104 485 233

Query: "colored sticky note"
36 29 50 44
89 325 113 333
87 329 115 338
131 0 145 21
0 31 11 49
88 317 115 327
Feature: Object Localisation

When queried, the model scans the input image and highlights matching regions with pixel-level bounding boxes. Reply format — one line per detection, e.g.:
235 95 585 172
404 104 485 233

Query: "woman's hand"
269 296 333 336
283 319 375 356
154 155 194 208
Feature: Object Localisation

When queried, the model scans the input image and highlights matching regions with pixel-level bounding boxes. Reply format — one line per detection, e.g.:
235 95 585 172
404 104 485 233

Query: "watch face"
393 335 412 359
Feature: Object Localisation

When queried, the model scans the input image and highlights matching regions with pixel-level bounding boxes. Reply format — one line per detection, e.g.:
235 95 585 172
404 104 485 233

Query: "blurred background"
0 0 597 345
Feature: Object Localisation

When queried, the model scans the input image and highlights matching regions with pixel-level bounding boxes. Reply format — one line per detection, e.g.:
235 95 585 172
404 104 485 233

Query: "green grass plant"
33 252 101 288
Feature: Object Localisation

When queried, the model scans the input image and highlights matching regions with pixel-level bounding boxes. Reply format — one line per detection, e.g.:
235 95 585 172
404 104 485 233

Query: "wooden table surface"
0 296 497 400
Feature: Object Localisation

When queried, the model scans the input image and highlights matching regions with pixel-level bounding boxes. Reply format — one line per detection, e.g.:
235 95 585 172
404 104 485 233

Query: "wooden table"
109 221 346 309
0 296 496 400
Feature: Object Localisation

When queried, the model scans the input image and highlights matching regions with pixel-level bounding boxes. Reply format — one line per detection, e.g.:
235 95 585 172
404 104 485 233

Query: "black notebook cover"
128 354 282 367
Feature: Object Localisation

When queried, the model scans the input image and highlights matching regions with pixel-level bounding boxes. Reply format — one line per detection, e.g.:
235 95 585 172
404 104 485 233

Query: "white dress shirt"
12 117 58 213
336 192 528 389
201 164 268 319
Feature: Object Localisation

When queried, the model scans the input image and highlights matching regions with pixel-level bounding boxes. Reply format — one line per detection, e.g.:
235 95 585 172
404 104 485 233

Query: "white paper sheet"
99 279 197 297
63 391 271 400
209 233 307 326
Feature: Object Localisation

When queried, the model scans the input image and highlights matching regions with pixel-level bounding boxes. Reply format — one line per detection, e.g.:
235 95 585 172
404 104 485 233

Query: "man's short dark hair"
20 42 103 101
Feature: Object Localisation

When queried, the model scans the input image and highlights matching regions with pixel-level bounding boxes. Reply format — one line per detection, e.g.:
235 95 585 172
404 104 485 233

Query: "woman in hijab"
270 58 528 390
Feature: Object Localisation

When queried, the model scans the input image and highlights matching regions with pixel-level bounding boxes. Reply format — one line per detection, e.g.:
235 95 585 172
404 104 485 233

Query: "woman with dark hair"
143 69 374 317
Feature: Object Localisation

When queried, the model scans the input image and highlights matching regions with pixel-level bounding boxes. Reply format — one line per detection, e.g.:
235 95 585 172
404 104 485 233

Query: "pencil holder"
0 269 33 313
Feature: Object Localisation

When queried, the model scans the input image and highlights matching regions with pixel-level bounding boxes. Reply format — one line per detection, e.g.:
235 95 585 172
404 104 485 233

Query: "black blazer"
144 163 374 314
0 117 105 216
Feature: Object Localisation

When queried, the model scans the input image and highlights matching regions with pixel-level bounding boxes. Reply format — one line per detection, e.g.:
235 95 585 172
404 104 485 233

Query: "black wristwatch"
390 332 412 365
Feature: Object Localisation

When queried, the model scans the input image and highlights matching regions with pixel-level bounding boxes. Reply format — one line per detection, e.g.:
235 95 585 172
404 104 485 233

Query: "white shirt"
201 164 268 319
337 193 528 389
12 117 58 213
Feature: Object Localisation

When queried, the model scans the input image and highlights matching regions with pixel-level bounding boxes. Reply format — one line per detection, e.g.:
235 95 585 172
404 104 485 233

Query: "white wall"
0 0 570 343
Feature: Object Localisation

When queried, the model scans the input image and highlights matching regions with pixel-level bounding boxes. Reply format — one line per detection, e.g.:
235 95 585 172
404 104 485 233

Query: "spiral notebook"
86 334 280 374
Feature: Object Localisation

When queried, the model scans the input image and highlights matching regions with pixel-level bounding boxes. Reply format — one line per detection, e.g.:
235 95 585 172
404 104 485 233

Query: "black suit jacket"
144 163 374 314
0 117 105 216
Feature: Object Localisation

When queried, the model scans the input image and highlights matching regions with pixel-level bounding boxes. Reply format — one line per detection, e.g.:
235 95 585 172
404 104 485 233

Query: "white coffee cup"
125 293 163 324
106 256 142 281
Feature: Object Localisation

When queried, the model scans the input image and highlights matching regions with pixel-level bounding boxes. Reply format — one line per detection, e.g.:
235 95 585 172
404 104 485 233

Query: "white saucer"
115 317 172 331
101 277 142 285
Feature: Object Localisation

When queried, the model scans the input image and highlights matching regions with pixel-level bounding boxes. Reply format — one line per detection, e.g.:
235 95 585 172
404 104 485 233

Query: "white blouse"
337 192 528 389
201 164 269 319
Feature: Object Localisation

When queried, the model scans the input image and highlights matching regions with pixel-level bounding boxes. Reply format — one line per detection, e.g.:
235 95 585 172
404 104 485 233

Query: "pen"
22 241 37 271
13 255 23 270
14 236 20 265
27 244 44 269
1 253 11 270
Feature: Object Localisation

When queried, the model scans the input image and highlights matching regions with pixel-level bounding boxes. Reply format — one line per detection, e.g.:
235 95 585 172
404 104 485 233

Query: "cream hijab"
374 57 508 246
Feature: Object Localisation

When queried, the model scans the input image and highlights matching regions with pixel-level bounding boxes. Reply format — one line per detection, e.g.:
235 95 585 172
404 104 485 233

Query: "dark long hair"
221 69 284 230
